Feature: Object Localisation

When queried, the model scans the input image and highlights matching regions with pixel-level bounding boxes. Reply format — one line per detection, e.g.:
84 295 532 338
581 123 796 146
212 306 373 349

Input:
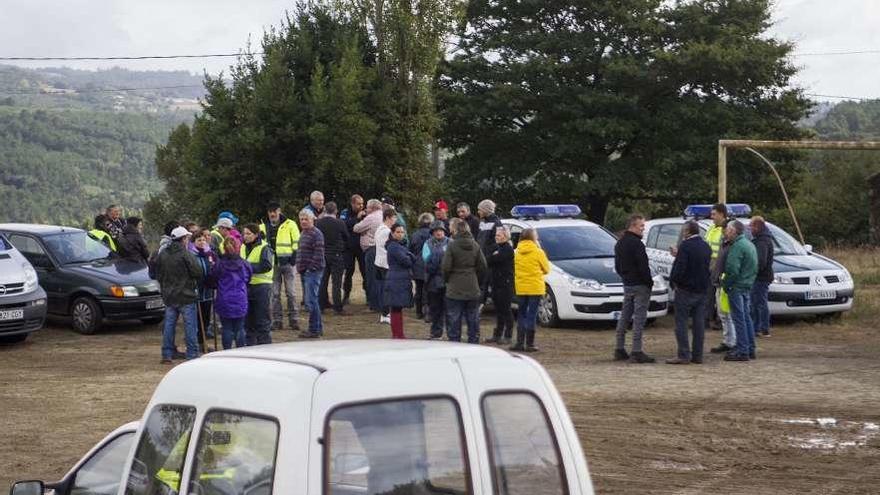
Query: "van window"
125 405 196 495
188 411 279 495
482 393 567 495
72 432 136 495
653 224 682 253
326 397 471 495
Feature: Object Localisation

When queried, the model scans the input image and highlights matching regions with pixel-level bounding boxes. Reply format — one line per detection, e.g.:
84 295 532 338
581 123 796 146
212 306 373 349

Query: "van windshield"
44 232 112 265
536 226 617 261
0 235 10 251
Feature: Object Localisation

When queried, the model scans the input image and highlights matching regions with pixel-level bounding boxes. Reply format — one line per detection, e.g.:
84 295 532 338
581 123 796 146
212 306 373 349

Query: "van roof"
0 223 84 236
205 340 518 372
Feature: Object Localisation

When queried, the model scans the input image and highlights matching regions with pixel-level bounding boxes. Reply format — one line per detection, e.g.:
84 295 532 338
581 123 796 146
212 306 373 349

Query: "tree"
438 0 811 223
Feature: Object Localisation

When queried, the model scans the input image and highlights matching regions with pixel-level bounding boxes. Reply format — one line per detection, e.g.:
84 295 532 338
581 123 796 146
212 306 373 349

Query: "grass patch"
821 247 880 287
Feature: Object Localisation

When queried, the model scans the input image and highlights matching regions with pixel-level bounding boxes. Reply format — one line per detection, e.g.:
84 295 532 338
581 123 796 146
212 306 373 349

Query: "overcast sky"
1 0 877 101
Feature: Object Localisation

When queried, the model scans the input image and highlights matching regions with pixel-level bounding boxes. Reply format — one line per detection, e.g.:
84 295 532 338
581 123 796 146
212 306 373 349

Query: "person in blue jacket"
384 224 415 339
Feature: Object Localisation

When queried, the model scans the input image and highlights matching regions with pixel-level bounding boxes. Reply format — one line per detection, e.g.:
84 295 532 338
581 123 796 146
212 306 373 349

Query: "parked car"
643 205 855 316
11 340 595 495
502 205 669 327
0 224 164 334
0 232 47 344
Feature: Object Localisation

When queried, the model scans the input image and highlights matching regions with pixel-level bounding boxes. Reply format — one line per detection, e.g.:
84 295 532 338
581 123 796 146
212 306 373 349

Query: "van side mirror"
10 481 44 495
804 244 813 253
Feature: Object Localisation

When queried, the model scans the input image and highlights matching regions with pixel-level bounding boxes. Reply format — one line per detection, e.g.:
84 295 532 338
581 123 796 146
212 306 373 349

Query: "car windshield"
740 221 806 256
44 231 112 265
537 226 617 261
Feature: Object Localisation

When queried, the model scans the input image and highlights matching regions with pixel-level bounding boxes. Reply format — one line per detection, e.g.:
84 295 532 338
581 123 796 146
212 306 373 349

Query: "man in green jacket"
155 227 204 364
722 220 758 362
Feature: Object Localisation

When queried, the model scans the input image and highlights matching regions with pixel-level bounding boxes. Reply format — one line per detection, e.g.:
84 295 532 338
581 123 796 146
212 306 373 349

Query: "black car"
0 224 165 334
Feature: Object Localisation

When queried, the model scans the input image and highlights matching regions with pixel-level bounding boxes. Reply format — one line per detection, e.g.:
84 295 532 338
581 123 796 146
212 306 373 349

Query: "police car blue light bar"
684 203 752 218
511 204 582 218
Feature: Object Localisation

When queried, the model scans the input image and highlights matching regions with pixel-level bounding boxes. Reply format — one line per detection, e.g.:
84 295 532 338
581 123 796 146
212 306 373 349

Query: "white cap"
213 217 234 229
170 226 192 240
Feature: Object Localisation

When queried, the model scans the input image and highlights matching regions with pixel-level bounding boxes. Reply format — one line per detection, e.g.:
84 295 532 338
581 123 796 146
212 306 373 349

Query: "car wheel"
538 286 560 328
141 316 164 325
0 333 28 345
71 296 102 334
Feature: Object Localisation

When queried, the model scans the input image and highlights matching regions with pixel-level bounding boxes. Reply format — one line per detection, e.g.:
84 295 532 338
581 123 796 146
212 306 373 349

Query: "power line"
792 49 880 57
804 93 875 101
0 53 261 61
0 84 206 95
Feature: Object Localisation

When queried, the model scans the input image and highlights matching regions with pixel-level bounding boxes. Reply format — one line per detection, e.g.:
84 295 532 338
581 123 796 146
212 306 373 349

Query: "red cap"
434 199 448 211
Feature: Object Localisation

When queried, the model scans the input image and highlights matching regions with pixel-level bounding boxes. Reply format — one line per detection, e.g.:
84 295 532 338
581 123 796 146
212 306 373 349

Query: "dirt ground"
2 285 879 494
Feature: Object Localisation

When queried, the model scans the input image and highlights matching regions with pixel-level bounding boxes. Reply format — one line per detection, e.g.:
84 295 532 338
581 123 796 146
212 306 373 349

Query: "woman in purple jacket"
208 236 252 349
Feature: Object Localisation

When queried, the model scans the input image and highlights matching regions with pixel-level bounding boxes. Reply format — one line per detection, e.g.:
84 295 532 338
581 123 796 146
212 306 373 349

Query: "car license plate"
0 309 24 321
806 290 836 301
612 311 622 320
145 298 165 310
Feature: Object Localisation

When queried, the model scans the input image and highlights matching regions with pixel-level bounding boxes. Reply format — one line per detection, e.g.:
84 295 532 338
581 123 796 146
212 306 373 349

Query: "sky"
1 0 878 101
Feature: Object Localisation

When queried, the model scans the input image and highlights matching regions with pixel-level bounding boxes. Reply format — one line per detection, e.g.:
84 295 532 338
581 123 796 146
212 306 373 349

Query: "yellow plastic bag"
719 287 731 314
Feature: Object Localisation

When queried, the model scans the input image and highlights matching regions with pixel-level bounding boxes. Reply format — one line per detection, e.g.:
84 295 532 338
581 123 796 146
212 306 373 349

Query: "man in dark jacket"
613 214 655 363
476 199 504 305
456 202 482 238
408 213 434 319
442 218 487 343
155 227 204 363
317 202 350 314
297 209 326 338
750 216 774 337
117 217 150 264
340 194 365 306
666 221 712 365
423 221 450 339
485 226 515 344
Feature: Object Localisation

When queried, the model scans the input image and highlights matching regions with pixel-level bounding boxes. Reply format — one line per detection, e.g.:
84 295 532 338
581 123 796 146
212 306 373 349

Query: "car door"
6 234 66 314
645 223 682 281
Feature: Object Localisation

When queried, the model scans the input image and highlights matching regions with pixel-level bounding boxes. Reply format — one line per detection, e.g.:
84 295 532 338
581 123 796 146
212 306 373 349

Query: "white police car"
502 205 669 327
644 204 854 316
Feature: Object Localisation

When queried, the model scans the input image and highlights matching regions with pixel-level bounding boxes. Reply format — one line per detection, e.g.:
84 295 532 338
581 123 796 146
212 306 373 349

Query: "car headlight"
773 275 794 285
22 263 38 293
555 267 604 290
110 285 139 298
839 271 852 283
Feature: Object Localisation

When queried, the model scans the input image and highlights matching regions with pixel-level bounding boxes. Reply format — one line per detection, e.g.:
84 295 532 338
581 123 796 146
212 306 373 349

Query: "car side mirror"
10 481 45 495
804 244 813 253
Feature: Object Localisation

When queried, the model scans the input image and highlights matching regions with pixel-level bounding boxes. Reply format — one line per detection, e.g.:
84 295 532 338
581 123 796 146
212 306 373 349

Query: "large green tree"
147 1 460 229
438 0 811 222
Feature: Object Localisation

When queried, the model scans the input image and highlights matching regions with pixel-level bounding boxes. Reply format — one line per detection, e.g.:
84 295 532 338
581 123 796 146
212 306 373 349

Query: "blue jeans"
162 303 199 360
517 295 541 332
750 281 771 334
446 298 480 343
220 317 246 350
303 269 324 334
246 284 273 345
364 247 377 310
728 288 755 357
673 289 706 361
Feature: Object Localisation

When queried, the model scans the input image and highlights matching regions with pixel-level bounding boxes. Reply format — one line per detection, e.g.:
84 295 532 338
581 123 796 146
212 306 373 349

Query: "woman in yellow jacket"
512 228 550 352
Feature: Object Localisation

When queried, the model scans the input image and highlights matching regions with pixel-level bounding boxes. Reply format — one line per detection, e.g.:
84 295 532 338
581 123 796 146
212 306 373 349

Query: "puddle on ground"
649 460 705 472
776 417 880 451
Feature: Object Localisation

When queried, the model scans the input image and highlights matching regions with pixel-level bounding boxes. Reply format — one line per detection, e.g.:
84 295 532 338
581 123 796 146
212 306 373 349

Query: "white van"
0 232 47 343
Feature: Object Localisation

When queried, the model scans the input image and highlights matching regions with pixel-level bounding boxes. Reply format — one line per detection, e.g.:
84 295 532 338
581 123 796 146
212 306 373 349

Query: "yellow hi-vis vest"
260 219 300 258
705 225 724 260
210 229 225 254
240 241 274 285
88 229 117 252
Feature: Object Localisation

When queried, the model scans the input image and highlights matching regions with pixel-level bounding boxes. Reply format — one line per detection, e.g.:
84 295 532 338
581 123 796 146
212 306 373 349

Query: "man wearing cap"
260 202 302 331
155 227 204 364
433 200 450 231
210 218 234 255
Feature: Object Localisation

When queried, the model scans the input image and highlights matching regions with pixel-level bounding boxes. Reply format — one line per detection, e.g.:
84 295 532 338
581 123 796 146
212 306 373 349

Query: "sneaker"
614 349 630 361
761 331 771 337
160 358 173 365
524 345 539 353
380 315 391 324
298 331 321 339
690 358 703 364
724 353 749 362
665 358 691 365
172 350 187 360
710 343 733 354
629 351 656 364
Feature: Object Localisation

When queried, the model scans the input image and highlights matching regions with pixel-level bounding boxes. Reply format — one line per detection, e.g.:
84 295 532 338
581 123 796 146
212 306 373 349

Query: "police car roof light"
510 204 582 218
684 203 752 218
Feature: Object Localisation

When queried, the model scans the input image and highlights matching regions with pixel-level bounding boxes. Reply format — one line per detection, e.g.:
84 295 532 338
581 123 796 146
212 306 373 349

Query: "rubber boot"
524 328 539 352
509 328 525 351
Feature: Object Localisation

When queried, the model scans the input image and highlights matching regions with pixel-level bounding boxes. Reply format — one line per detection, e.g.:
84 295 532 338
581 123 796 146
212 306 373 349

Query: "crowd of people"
87 199 774 366
613 203 774 365
88 195 550 364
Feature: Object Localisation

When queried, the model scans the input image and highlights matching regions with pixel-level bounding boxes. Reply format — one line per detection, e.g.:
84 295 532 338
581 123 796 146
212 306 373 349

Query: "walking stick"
212 290 219 351
196 302 210 354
